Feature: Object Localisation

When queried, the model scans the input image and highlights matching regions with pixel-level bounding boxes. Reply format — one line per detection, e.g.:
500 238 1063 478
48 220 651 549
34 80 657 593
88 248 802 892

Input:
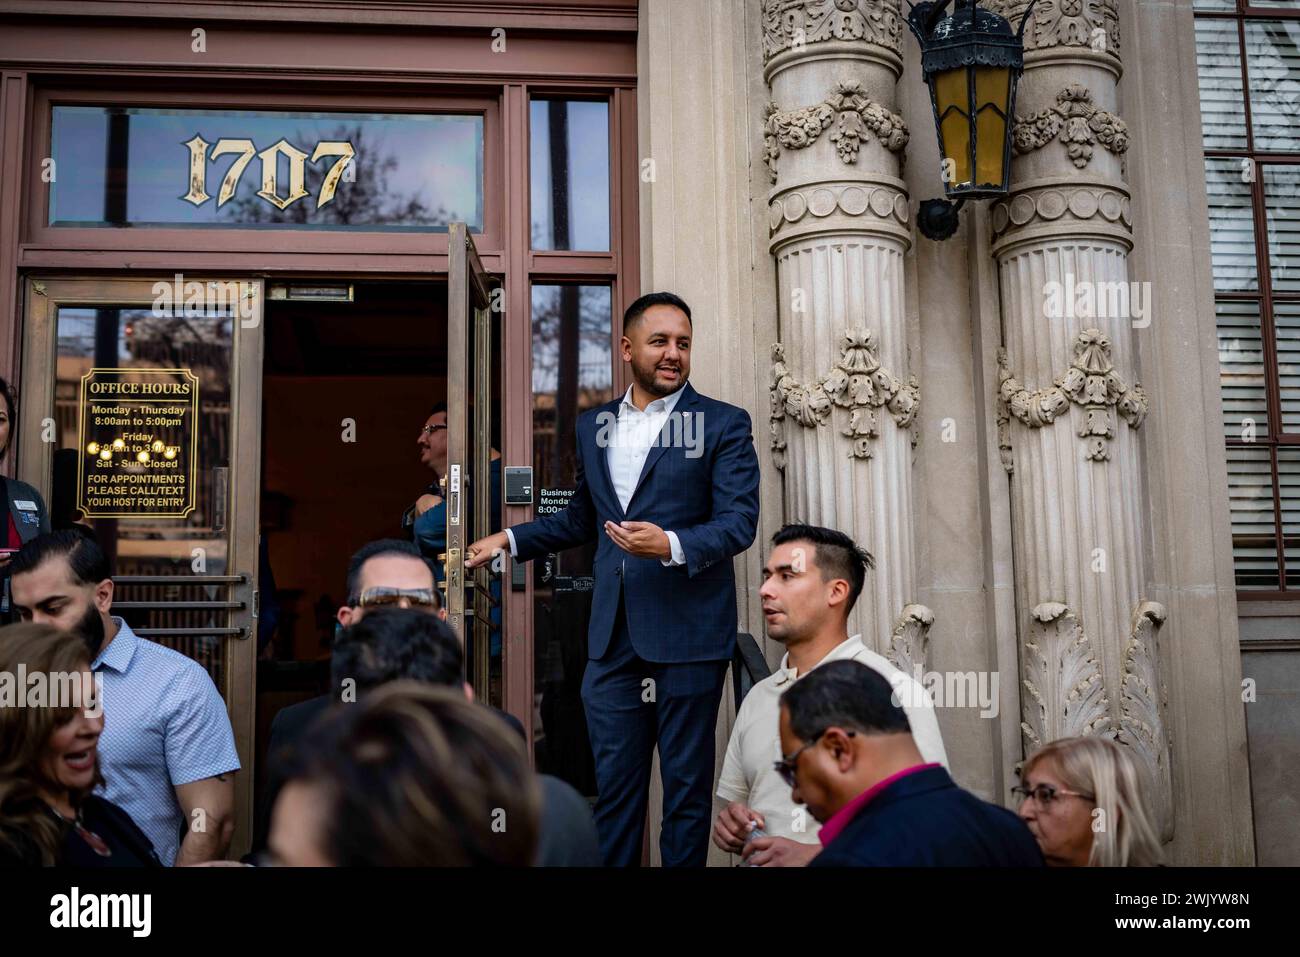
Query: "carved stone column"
988 0 1173 837
763 0 929 660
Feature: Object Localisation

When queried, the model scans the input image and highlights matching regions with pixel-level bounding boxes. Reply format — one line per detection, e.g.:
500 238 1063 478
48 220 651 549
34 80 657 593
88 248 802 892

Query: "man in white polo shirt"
713 524 947 866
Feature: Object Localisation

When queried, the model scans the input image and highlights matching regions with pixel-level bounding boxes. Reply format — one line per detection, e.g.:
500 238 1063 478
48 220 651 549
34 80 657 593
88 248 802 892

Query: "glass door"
18 275 264 857
445 223 500 701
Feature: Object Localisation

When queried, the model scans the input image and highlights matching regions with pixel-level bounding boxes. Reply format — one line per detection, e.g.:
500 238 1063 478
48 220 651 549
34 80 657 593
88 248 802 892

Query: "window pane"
530 284 613 793
1204 157 1259 291
530 100 610 251
1196 18 1249 150
1276 300 1300 432
1226 445 1280 589
49 106 484 231
1218 300 1270 438
1263 165 1300 291
1247 20 1300 151
54 303 238 685
1282 448 1300 587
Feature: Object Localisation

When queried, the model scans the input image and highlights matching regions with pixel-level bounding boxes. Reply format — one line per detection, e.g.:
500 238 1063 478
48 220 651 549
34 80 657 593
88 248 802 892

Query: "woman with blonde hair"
1015 735 1163 867
0 622 160 866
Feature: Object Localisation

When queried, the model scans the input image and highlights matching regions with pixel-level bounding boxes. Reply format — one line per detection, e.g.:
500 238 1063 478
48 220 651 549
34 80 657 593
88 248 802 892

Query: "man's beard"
76 602 106 659
631 354 685 398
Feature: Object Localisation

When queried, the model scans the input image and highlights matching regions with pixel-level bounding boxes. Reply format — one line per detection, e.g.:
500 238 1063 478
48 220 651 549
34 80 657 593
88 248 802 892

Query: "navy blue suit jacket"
810 767 1046 867
511 382 760 663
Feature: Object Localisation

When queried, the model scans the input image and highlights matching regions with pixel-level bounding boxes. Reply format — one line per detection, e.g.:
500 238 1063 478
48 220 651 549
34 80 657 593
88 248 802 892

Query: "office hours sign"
78 368 199 519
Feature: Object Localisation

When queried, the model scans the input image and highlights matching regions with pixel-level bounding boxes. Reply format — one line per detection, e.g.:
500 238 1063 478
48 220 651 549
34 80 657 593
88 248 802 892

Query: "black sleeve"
87 797 163 867
0 826 44 867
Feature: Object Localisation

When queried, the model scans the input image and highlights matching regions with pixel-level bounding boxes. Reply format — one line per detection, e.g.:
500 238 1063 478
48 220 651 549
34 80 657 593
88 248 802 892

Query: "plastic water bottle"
740 820 767 867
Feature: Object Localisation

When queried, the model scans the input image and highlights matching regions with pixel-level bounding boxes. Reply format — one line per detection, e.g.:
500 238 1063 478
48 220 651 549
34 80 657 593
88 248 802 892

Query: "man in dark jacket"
777 660 1043 867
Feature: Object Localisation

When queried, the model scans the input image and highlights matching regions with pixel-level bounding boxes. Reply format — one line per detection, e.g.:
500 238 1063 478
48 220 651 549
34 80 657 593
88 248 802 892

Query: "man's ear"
462 681 475 703
94 578 114 614
337 606 356 628
825 728 856 772
826 578 851 612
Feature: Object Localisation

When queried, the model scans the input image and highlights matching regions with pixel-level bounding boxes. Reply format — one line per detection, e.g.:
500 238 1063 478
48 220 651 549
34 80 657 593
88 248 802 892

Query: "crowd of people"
0 292 1168 868
0 523 1164 868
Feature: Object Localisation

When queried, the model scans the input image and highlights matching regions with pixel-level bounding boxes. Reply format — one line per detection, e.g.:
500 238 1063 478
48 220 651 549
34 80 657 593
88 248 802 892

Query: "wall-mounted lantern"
906 0 1037 241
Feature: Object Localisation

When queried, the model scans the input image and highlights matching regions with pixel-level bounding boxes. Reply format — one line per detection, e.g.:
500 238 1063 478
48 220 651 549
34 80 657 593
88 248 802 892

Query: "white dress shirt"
716 634 949 844
506 384 686 566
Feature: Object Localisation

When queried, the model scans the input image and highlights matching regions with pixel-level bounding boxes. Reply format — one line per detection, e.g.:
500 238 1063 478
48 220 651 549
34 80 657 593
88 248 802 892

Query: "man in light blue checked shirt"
11 530 240 866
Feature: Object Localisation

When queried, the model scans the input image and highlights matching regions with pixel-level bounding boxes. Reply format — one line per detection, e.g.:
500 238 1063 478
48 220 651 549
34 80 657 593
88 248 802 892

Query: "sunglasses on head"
355 587 439 611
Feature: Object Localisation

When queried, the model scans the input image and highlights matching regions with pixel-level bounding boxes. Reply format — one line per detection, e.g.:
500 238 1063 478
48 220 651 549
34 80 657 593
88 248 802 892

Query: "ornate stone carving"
1021 600 1175 842
887 603 934 678
1118 601 1173 841
1020 602 1111 753
984 0 1119 55
769 183 910 236
990 185 1132 238
764 81 908 182
998 329 1148 462
769 344 793 469
761 0 904 62
771 327 918 465
1013 84 1128 169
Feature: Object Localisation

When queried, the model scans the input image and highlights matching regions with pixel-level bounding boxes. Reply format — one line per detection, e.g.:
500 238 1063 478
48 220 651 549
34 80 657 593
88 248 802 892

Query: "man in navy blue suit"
467 291 760 866
778 660 1044 867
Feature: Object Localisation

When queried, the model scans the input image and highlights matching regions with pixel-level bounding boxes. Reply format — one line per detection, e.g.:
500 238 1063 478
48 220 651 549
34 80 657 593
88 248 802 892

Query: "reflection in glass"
1281 447 1300 588
54 305 236 686
1264 165 1300 292
530 284 613 794
1275 301 1300 433
49 107 483 231
1225 446 1278 590
1247 20 1300 152
1195 18 1248 151
530 100 610 251
1204 158 1259 293
1217 300 1269 440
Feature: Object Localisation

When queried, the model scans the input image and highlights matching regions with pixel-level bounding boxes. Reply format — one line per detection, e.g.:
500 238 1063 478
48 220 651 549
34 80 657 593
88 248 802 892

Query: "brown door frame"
17 274 264 858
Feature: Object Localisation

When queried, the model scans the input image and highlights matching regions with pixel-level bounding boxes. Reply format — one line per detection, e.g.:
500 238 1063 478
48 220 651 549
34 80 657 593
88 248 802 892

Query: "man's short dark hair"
10 529 112 585
771 523 874 614
623 291 692 335
345 539 437 606
330 606 463 694
428 401 447 419
781 659 911 742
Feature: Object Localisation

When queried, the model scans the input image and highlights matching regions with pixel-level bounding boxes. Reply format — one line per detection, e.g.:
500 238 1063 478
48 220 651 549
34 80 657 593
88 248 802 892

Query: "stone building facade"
0 0 1280 864
641 0 1262 865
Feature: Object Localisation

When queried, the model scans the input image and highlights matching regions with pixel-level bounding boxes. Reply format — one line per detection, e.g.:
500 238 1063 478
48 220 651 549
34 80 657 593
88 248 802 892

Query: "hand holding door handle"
466 531 510 569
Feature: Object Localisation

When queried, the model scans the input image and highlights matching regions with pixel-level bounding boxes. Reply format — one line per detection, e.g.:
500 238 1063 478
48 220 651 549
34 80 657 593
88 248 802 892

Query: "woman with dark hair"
267 682 541 866
0 623 161 867
0 376 51 621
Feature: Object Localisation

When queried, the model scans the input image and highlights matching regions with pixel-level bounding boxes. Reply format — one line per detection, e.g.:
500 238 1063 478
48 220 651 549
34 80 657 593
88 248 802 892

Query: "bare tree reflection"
221 124 459 227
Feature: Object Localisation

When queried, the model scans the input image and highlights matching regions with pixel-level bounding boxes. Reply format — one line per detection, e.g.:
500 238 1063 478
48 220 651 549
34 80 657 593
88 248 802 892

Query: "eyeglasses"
1011 782 1095 808
355 587 440 611
773 729 854 788
420 424 447 436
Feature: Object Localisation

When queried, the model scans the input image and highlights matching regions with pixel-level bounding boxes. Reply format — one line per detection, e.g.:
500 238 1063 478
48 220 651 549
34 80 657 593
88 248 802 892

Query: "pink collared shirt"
818 763 943 847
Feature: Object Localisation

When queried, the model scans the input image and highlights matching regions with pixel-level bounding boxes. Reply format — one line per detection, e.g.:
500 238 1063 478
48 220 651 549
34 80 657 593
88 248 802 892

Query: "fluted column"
988 0 1173 837
763 0 928 659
